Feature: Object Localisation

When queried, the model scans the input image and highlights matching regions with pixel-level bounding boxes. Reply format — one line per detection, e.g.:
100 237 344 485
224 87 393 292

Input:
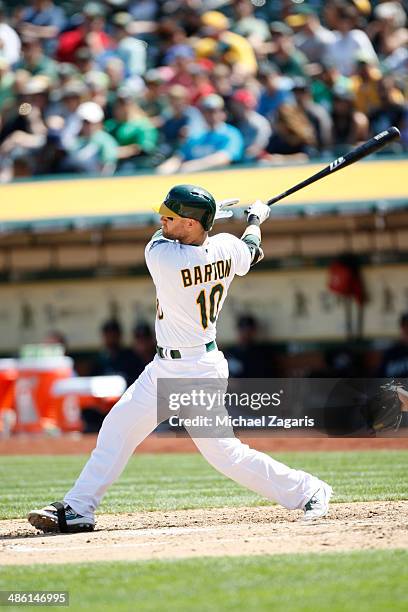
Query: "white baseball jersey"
145 231 251 348
63 231 324 522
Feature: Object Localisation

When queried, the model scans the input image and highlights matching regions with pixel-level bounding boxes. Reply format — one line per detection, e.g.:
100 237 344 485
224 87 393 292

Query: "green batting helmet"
154 184 217 231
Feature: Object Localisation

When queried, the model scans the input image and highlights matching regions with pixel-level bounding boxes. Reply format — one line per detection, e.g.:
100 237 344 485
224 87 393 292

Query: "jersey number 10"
196 283 224 329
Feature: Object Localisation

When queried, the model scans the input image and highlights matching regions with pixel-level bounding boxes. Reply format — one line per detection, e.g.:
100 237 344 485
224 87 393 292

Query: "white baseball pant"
64 350 322 520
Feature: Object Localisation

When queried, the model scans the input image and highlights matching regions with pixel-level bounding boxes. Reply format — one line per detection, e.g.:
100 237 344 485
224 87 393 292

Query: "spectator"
53 81 87 150
129 0 158 22
323 0 346 31
196 10 257 77
164 43 196 90
377 2 408 78
310 60 352 113
350 55 383 116
224 315 275 378
264 102 316 160
188 62 216 106
0 76 49 179
0 57 15 114
157 93 243 174
63 101 118 175
292 77 333 153
16 36 58 81
330 85 369 153
369 76 406 145
369 1 408 61
105 89 158 170
56 2 112 64
131 322 156 367
228 88 271 160
288 5 336 64
139 68 168 127
18 0 66 56
378 312 408 378
267 21 308 77
324 3 378 76
231 0 270 51
0 0 21 65
109 12 147 77
104 55 124 88
92 318 141 386
0 0 405 181
383 44 408 79
160 84 206 156
170 5 201 38
209 63 233 101
257 64 294 122
104 57 126 106
154 18 187 66
72 45 95 75
84 69 109 109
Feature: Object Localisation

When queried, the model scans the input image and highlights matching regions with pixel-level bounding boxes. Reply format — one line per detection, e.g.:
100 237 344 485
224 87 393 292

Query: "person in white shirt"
324 3 378 76
0 1 21 65
290 7 337 64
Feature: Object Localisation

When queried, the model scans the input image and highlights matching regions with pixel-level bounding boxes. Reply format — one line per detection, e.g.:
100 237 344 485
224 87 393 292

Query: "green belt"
156 340 217 360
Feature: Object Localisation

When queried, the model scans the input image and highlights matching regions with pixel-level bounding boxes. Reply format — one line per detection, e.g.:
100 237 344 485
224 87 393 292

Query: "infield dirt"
1 501 408 565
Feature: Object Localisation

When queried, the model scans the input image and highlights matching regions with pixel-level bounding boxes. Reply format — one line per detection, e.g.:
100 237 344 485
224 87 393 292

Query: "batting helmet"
154 184 217 231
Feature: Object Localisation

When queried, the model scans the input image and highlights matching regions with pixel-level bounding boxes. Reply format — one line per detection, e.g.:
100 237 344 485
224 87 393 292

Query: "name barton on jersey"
181 258 232 287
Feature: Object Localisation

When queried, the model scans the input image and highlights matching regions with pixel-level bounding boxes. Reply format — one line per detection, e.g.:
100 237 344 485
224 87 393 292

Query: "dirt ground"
1 501 408 565
1 433 407 454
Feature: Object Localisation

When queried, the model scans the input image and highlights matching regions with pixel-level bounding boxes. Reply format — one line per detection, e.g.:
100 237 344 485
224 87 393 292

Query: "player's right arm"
241 200 270 268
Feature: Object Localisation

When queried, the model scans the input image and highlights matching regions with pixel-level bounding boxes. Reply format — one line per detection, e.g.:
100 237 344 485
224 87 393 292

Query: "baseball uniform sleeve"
145 230 170 279
223 234 251 276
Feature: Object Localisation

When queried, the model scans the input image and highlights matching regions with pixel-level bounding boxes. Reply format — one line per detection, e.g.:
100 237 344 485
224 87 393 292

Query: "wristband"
247 214 261 226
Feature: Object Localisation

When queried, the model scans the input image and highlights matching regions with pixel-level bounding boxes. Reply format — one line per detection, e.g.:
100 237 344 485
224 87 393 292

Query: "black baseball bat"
266 126 400 207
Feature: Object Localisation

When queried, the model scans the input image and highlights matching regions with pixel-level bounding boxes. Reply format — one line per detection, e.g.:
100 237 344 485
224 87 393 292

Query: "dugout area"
0 158 408 362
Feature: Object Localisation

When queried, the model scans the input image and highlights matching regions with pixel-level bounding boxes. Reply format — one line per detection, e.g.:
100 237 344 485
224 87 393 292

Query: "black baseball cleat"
28 502 95 533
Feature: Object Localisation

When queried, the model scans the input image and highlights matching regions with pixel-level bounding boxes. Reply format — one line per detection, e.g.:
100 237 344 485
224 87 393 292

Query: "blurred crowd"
0 0 407 181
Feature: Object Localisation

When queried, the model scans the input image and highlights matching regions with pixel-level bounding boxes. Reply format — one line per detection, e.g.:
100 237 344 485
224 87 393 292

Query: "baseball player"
28 185 332 533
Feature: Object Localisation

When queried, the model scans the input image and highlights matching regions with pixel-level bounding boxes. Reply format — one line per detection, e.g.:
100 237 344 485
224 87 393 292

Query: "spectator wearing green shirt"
64 102 118 175
311 61 352 113
15 36 58 82
104 89 158 170
267 22 308 77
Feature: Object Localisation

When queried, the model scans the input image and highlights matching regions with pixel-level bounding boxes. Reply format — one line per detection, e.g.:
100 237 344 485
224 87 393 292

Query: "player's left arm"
241 200 270 267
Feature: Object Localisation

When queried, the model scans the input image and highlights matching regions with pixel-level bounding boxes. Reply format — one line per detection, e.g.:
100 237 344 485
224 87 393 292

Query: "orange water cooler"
14 356 74 433
0 359 17 435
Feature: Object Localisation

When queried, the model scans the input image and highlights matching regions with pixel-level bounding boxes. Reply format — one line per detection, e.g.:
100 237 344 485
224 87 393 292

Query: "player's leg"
186 351 330 513
189 434 323 510
28 359 163 530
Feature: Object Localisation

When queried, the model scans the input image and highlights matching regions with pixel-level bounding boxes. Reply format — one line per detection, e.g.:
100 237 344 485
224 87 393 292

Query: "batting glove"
246 200 270 225
214 198 240 221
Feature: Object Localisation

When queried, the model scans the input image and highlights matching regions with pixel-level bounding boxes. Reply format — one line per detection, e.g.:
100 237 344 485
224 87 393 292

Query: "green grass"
0 450 407 520
1 550 407 611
